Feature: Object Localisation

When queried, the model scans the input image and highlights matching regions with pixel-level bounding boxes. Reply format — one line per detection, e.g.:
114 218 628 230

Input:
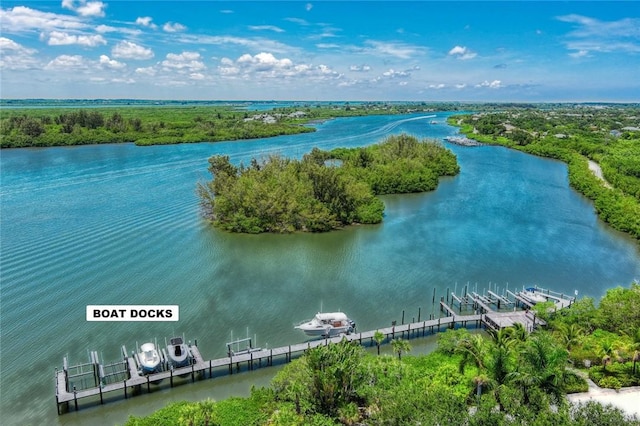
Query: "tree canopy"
125 282 640 425
197 134 459 233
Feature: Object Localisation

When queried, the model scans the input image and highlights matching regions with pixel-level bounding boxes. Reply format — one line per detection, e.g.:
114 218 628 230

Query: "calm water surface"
1 113 639 425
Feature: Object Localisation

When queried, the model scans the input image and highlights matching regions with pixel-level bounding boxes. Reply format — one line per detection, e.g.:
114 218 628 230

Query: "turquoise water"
1 113 639 425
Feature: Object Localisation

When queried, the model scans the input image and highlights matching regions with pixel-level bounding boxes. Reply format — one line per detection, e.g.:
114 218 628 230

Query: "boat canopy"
315 312 348 321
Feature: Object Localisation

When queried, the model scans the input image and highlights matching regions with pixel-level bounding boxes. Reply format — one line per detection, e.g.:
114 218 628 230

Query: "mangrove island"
197 134 460 233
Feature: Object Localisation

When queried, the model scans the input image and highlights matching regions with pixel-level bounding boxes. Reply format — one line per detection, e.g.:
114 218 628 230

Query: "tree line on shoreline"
0 103 437 148
197 134 459 233
449 106 640 241
124 282 640 425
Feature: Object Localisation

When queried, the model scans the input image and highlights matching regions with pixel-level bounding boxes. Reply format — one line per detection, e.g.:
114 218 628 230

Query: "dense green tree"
198 135 458 233
595 283 640 335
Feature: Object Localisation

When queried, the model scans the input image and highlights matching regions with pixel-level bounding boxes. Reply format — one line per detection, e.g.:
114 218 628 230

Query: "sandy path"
588 160 613 189
567 379 640 418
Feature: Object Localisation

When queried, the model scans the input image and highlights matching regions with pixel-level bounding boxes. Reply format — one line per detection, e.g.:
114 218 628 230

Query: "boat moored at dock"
136 342 162 374
164 337 193 369
295 312 356 337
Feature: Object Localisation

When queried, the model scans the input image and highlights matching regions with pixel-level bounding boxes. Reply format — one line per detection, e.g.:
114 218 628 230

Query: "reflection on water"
1 113 638 425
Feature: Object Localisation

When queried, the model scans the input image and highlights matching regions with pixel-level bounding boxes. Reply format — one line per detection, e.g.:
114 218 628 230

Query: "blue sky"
1 1 639 101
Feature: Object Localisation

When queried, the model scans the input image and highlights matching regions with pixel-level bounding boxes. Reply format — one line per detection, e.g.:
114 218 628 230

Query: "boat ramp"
56 286 574 414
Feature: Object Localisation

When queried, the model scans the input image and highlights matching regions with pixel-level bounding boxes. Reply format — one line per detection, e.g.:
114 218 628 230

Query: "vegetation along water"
0 104 639 425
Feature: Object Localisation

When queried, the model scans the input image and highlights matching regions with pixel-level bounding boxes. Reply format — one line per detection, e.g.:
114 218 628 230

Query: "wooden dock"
56 314 483 414
55 286 575 414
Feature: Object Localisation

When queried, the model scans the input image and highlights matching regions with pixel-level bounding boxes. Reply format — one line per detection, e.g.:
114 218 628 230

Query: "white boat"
137 342 161 374
165 337 192 368
295 312 355 337
444 136 483 147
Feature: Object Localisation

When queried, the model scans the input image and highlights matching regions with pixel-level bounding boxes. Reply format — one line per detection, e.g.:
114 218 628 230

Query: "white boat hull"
138 342 161 374
295 312 355 337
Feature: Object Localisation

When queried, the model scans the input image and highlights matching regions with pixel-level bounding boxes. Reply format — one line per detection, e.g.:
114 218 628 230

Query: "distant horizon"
2 98 638 105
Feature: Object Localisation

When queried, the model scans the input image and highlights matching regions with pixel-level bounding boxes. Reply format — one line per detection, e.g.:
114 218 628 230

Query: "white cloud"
0 36 33 52
176 34 294 55
162 51 206 72
237 52 293 71
95 24 142 36
306 3 313 12
249 25 285 33
163 22 186 33
1 6 87 32
99 54 126 70
448 45 477 60
557 14 640 54
112 41 154 60
110 77 135 84
569 50 590 58
382 68 410 78
45 54 88 70
428 84 446 89
61 0 106 17
316 43 341 49
350 65 371 72
0 36 39 69
218 52 341 81
476 80 503 89
455 83 467 89
46 30 106 47
135 66 156 76
284 17 310 26
136 16 157 29
361 40 425 59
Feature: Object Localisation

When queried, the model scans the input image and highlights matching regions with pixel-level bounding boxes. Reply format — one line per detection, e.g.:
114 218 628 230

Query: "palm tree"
488 327 516 349
520 333 569 404
391 338 411 360
472 373 491 401
510 322 528 342
597 339 618 373
456 334 487 373
555 323 584 351
373 331 385 356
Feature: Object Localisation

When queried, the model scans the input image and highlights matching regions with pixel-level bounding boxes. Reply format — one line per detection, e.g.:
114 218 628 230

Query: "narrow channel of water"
1 113 638 425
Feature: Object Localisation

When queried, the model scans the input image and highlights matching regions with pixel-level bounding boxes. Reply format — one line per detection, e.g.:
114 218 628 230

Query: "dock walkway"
55 286 574 414
56 314 483 413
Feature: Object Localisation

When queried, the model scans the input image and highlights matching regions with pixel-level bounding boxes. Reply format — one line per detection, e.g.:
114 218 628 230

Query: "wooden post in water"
418 307 421 322
401 310 405 325
73 386 78 411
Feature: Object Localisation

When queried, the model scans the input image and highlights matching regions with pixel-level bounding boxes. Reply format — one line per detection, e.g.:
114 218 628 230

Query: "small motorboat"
295 312 355 337
165 337 192 368
137 342 162 374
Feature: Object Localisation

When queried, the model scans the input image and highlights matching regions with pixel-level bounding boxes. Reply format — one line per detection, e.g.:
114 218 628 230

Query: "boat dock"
56 286 575 414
